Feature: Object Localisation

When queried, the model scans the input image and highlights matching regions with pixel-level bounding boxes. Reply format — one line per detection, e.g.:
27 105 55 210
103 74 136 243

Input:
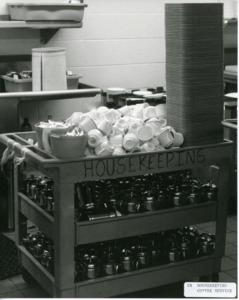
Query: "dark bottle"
145 191 157 211
173 186 184 207
21 117 32 132
127 188 137 214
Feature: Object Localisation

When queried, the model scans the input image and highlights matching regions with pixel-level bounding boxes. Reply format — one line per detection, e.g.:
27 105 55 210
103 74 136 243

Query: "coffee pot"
168 241 181 262
136 246 150 269
145 194 157 211
202 181 217 202
86 256 101 279
103 259 119 276
121 250 135 272
187 184 201 204
173 186 184 207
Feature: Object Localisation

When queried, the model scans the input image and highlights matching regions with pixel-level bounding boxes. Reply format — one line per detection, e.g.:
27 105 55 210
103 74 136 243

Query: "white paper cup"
97 106 109 114
143 106 157 120
128 116 143 124
65 112 84 126
87 129 104 148
164 125 176 133
171 131 184 147
128 122 142 133
150 137 160 147
117 105 133 116
131 107 143 118
146 118 163 136
112 147 126 156
112 124 125 135
123 132 139 151
137 125 154 142
158 128 174 148
85 146 96 157
112 109 122 120
115 116 129 130
155 104 167 118
97 119 112 136
104 109 118 124
79 116 97 133
157 118 167 127
86 110 101 123
155 145 165 151
135 102 149 109
109 134 123 147
95 141 115 156
141 142 156 152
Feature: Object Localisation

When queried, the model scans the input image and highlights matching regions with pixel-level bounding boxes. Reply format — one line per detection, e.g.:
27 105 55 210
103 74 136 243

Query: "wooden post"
53 179 75 297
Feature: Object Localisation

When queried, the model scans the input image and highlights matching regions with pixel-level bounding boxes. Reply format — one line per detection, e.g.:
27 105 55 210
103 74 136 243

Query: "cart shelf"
18 193 54 241
18 190 217 246
19 245 54 296
19 241 218 299
75 255 219 298
75 201 217 245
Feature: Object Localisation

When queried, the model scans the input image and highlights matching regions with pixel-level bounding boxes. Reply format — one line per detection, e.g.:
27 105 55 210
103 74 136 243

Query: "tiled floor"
0 215 237 298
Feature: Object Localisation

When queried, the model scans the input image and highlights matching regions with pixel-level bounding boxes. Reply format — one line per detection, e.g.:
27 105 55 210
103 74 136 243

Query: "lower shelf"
18 245 221 298
76 255 220 298
19 246 54 296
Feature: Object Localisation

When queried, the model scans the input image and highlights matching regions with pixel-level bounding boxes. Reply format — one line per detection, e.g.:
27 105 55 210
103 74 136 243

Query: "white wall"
0 0 237 126
46 0 237 90
1 0 237 90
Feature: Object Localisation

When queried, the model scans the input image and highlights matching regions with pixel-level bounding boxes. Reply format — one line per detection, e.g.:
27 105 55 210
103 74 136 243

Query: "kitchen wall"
0 0 237 127
45 0 237 90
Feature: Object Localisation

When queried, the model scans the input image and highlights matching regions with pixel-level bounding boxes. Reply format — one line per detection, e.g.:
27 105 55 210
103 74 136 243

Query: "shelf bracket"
40 29 59 44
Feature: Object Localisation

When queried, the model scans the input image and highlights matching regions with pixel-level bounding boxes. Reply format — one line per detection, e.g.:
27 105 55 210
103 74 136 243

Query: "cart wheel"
199 273 219 282
22 268 36 285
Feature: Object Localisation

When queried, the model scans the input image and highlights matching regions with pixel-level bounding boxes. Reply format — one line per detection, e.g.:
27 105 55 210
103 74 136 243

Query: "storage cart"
0 131 233 297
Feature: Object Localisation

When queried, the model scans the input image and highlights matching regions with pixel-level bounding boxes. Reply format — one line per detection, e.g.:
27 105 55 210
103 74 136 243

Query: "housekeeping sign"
82 148 207 180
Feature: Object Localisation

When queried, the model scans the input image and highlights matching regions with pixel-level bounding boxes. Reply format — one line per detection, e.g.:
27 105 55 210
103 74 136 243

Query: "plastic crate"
2 74 82 92
1 75 32 92
67 74 82 90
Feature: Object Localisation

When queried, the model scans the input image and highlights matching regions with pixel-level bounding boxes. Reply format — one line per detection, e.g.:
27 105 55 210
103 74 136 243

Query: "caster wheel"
22 268 36 285
199 273 219 282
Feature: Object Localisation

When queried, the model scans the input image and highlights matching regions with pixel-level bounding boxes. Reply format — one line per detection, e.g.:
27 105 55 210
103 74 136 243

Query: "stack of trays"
165 3 224 146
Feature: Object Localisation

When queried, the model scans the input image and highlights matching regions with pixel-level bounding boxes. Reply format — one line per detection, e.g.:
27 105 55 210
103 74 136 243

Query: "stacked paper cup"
165 3 224 146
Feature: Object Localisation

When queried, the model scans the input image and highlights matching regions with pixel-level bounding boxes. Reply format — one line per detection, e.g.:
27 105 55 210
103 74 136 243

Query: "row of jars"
76 170 217 222
22 174 54 216
21 170 217 221
21 226 215 280
22 231 54 275
74 226 215 282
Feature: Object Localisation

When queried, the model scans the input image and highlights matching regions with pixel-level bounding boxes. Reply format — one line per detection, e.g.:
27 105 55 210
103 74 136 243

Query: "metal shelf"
0 16 83 43
0 20 83 29
0 86 102 102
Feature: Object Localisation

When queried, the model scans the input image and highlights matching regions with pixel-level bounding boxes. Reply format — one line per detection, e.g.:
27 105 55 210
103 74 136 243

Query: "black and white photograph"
0 0 237 298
